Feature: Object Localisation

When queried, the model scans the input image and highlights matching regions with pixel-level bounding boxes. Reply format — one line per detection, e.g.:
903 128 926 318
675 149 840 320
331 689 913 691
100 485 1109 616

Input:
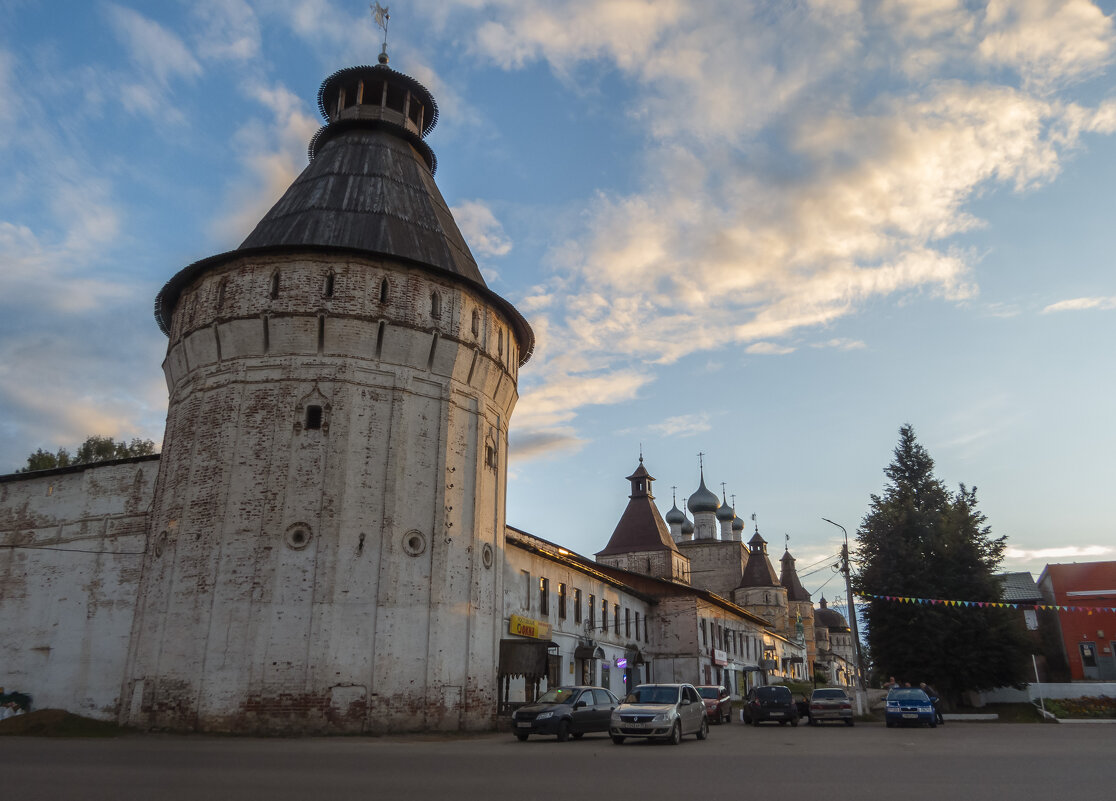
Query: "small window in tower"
323 272 335 298
216 279 227 309
343 82 358 109
270 272 280 299
379 278 390 303
430 291 441 318
471 310 480 337
367 79 385 106
408 100 422 126
497 330 503 357
485 443 497 470
305 405 323 430
385 82 405 113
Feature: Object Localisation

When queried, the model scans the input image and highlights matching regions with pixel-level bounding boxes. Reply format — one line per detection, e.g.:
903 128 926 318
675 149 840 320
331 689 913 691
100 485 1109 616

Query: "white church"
0 51 852 734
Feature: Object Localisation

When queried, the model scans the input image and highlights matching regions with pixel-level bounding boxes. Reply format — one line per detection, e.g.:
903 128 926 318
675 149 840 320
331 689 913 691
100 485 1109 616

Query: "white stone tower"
122 53 532 734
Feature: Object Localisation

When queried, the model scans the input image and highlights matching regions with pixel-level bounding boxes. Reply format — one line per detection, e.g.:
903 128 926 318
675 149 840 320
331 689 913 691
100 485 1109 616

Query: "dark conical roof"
154 60 534 364
237 128 483 283
779 549 811 602
737 530 779 588
597 459 679 557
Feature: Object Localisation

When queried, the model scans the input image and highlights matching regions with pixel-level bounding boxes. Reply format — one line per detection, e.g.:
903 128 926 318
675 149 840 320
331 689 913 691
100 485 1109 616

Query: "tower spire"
371 2 391 63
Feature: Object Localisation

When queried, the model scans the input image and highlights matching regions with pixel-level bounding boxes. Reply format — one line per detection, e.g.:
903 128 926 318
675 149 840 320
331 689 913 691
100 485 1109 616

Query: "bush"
1042 696 1116 719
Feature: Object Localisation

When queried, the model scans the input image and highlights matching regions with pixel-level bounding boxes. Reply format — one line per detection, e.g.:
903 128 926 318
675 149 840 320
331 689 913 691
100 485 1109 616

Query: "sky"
1 0 1114 601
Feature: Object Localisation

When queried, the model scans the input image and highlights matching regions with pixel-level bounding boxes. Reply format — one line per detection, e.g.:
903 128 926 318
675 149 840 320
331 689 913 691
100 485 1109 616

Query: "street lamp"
822 517 865 691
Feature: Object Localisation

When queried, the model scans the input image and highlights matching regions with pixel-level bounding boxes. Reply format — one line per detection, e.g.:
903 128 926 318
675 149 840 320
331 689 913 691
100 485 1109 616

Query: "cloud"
1005 545 1114 561
191 0 263 62
451 200 513 258
448 0 1116 451
812 338 867 350
509 428 586 461
648 413 712 438
746 342 796 356
1042 296 1116 313
210 83 320 247
106 4 203 85
979 0 1116 89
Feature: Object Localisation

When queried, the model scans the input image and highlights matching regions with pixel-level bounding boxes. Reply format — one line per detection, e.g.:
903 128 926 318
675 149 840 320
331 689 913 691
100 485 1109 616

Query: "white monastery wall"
0 458 158 717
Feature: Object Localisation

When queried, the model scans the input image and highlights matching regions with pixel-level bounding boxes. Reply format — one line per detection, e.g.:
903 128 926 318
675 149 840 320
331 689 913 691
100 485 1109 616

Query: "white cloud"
747 342 796 356
1042 296 1116 313
106 4 203 85
1005 545 1114 560
452 200 513 258
649 413 712 438
812 338 867 350
210 83 320 246
192 0 262 62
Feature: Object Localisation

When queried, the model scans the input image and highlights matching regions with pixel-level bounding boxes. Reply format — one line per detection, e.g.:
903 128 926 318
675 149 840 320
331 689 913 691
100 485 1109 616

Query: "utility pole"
822 518 865 690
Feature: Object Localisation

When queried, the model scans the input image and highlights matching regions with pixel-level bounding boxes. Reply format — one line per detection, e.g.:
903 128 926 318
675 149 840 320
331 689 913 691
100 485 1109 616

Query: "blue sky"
1 1 1113 595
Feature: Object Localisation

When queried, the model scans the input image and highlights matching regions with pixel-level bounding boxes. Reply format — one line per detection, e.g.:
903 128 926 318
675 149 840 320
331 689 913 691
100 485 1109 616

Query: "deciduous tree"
16 436 156 473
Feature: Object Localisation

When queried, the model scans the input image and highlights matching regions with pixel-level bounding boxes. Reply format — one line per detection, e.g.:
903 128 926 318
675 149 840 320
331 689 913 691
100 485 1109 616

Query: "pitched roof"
737 532 780 588
997 571 1042 602
780 550 812 602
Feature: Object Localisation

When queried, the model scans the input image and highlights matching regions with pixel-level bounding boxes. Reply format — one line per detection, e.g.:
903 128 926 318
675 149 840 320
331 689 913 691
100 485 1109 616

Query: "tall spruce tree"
852 425 1030 704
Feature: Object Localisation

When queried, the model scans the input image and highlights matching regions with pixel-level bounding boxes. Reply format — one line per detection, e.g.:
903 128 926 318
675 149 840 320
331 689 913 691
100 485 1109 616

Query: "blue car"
885 688 937 728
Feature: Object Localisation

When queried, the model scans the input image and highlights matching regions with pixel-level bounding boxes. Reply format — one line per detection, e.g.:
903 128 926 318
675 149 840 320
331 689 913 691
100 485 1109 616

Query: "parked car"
512 685 620 741
610 683 709 745
884 687 937 728
741 685 799 726
808 687 854 726
696 685 732 724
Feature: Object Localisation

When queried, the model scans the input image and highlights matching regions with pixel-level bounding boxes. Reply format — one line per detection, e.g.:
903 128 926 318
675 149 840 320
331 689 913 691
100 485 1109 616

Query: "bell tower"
123 49 532 734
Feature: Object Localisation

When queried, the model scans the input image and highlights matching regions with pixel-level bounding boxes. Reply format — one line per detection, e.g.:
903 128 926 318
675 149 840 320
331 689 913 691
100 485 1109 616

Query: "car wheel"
668 722 682 745
516 733 528 742
886 720 895 728
808 717 816 726
611 735 625 745
779 720 788 726
571 732 584 740
845 719 854 727
557 720 570 742
790 718 798 728
723 710 731 725
697 718 708 740
929 719 937 728
751 717 761 727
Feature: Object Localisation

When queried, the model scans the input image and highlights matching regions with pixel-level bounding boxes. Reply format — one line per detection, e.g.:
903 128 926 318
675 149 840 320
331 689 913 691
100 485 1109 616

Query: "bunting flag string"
859 593 1116 615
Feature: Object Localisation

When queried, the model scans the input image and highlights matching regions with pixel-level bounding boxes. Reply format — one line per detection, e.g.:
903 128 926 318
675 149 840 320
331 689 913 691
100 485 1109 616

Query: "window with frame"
588 594 596 628
625 607 631 638
644 616 648 643
539 577 550 616
522 571 531 611
701 619 707 646
558 583 567 620
634 611 640 641
574 588 582 624
614 604 619 635
601 600 608 632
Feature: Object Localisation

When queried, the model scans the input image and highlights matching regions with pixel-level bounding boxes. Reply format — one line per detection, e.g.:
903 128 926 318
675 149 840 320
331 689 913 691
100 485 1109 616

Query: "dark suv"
742 685 799 726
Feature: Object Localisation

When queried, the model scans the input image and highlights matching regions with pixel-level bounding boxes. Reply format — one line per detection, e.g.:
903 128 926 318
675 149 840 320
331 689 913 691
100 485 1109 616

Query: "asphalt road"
3 720 1112 801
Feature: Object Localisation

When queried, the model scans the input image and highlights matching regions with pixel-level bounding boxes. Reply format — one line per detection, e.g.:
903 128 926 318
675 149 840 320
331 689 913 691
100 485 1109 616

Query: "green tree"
852 425 1030 705
16 435 156 473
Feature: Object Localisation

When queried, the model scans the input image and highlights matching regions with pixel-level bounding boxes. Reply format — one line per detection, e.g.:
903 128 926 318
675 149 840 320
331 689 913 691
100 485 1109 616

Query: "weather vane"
371 2 390 62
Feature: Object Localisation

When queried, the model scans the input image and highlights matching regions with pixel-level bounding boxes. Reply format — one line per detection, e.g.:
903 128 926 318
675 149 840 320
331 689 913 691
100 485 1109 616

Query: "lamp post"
822 517 865 691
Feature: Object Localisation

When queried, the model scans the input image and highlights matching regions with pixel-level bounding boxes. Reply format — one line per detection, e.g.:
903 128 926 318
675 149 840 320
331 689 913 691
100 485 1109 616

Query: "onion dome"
665 502 687 526
732 516 745 534
716 493 736 522
687 471 720 515
681 517 695 536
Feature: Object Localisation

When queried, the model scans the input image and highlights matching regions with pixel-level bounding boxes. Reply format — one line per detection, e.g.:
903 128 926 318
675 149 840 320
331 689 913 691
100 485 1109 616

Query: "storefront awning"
498 639 557 679
574 644 606 660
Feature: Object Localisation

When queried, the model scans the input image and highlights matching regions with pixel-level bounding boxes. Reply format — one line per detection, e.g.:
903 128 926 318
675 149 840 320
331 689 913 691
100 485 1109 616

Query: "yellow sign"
509 614 551 640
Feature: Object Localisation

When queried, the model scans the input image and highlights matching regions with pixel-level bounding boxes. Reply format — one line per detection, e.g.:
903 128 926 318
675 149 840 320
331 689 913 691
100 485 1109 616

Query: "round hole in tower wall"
482 543 494 569
285 523 313 550
402 530 427 556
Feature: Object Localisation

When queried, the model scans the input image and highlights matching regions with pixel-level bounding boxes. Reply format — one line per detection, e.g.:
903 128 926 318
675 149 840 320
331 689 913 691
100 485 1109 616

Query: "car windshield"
888 688 929 702
534 687 580 705
697 687 721 699
812 689 848 700
626 686 680 705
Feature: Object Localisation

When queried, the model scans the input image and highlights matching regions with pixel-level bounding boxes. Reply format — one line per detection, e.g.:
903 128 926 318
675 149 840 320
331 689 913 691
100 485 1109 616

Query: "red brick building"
1037 561 1116 681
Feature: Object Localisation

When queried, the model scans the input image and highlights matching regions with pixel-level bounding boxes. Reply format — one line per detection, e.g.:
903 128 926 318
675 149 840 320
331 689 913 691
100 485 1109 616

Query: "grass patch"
982 703 1045 723
0 709 134 737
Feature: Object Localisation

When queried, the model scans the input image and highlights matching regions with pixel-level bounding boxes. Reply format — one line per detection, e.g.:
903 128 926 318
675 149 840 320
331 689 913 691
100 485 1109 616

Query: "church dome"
716 495 736 522
687 474 720 515
681 517 695 536
815 597 849 630
665 502 687 526
732 515 744 533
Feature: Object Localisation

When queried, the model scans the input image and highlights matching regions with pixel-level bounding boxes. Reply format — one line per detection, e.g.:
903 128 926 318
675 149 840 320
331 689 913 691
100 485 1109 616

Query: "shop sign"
712 649 728 666
509 614 551 640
